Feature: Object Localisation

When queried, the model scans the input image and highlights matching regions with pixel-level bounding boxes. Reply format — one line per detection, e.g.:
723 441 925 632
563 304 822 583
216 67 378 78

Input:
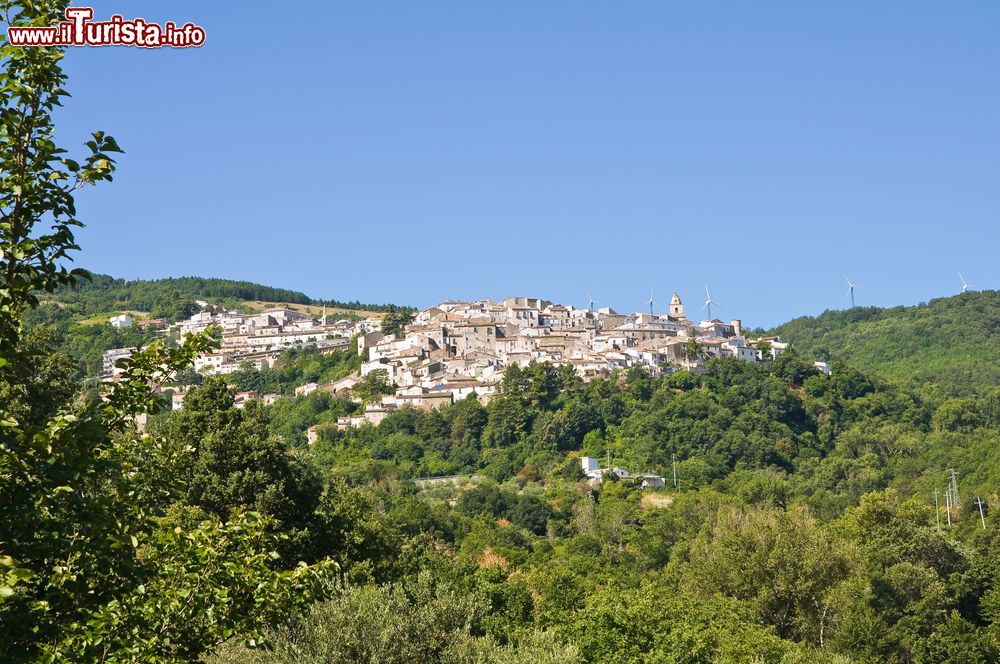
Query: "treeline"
772 289 1000 392
44 272 408 317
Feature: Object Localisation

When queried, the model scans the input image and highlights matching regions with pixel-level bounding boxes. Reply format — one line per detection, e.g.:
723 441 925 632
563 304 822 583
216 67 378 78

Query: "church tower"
669 292 685 319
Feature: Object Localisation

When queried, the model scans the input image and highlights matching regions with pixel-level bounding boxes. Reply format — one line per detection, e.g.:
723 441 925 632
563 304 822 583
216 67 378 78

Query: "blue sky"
53 2 999 327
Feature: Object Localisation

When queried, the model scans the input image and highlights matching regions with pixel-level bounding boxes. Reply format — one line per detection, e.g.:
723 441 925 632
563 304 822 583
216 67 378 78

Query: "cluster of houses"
100 303 380 381
348 293 826 427
180 304 376 374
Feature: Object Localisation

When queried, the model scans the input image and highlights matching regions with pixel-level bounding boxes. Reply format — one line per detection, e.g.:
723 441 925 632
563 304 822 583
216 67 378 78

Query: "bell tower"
669 292 685 319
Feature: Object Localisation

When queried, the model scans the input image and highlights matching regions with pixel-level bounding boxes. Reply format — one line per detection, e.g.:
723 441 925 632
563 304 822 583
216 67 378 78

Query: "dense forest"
772 290 1000 392
165 355 1000 663
2 3 999 662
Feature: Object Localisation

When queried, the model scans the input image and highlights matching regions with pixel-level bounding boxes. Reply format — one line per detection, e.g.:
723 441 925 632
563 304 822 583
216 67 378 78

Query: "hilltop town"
347 293 829 427
101 292 829 429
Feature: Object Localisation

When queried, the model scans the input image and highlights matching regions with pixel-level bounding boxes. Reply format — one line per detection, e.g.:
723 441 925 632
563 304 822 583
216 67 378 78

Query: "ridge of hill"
771 290 1000 392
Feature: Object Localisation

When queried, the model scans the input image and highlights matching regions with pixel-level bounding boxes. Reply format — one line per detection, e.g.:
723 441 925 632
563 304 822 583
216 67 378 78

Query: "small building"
295 382 319 397
233 390 259 408
640 475 666 489
102 347 136 375
337 404 391 429
110 313 134 329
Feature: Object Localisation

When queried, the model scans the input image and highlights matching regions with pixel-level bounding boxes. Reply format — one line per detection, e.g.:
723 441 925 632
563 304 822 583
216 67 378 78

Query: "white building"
109 313 133 329
102 347 136 375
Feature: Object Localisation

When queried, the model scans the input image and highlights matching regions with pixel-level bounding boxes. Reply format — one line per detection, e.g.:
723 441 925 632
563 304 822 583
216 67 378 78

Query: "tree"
0 2 121 356
682 506 855 644
381 306 414 338
685 335 702 362
168 380 327 563
0 5 334 659
0 326 79 425
352 368 394 404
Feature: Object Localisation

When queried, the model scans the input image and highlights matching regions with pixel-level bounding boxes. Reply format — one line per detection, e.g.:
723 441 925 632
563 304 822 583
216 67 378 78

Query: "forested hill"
771 290 1000 392
42 273 404 317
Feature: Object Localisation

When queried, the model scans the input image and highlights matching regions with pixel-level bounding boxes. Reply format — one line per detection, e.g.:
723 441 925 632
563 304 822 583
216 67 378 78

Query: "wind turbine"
643 287 656 315
701 286 719 320
957 271 971 294
845 275 859 307
586 290 598 312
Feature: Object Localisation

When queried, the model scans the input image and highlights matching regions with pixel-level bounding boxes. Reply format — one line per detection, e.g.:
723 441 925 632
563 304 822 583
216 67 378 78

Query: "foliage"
352 367 394 404
225 345 360 396
772 290 1000 392
0 6 336 660
381 305 415 338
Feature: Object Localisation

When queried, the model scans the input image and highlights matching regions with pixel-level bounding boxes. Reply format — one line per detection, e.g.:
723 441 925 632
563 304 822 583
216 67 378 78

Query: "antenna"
844 275 859 307
701 286 720 320
974 496 987 530
957 271 971 293
644 287 656 315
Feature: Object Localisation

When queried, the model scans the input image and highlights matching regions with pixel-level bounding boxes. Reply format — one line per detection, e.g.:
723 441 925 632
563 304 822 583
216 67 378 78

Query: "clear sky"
52 1 999 328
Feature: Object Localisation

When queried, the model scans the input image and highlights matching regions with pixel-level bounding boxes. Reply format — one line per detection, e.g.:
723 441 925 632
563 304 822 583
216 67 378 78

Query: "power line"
949 468 960 508
945 487 952 527
934 488 941 532
974 496 987 530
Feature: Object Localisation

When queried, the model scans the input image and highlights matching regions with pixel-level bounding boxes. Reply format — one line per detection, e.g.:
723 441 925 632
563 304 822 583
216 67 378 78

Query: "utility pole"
934 488 941 532
949 469 960 509
974 496 987 530
945 487 952 526
671 453 677 488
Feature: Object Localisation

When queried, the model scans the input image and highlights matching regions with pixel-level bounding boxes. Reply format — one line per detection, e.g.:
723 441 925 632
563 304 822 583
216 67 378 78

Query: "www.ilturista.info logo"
7 7 205 48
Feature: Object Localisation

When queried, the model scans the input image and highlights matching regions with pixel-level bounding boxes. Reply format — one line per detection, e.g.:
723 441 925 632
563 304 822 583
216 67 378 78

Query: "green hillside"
772 290 1000 392
36 273 402 317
